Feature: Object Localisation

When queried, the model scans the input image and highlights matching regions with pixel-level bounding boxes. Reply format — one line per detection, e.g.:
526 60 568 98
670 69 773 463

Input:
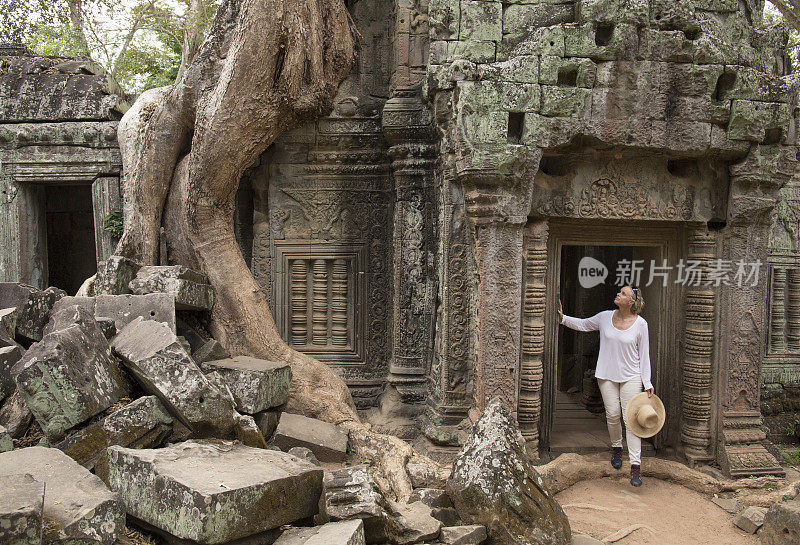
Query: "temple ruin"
2 0 799 479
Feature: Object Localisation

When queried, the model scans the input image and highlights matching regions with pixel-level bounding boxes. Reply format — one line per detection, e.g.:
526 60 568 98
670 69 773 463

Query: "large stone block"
733 505 766 533
12 323 128 440
129 265 214 311
111 317 236 436
274 520 365 545
201 356 291 413
0 447 124 544
0 344 23 401
54 395 173 478
460 1 502 43
761 500 800 545
440 525 487 545
446 398 571 545
384 500 442 544
191 338 230 364
0 307 18 347
270 412 348 462
0 283 66 342
94 256 140 295
0 389 33 437
317 465 390 544
95 293 176 332
0 474 44 545
107 441 324 544
727 100 790 142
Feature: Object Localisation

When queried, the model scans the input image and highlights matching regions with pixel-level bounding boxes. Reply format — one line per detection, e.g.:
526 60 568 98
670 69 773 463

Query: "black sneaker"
630 464 642 487
611 447 623 469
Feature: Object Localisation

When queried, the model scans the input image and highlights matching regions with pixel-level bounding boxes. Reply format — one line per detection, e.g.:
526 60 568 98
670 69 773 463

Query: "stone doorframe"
535 219 684 454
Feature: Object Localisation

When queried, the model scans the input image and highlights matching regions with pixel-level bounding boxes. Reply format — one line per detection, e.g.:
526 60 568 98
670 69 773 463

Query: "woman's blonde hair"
629 286 645 314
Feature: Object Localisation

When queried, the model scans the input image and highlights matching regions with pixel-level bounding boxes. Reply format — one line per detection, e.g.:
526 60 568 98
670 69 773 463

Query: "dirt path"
556 476 759 545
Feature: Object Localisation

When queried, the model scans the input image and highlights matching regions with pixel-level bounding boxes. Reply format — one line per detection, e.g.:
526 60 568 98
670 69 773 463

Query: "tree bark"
115 0 448 501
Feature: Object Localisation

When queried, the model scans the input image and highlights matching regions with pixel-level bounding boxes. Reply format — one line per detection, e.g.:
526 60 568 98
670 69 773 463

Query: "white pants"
597 377 644 465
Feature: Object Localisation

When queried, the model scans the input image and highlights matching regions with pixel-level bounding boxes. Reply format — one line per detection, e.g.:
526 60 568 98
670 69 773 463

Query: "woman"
558 285 654 487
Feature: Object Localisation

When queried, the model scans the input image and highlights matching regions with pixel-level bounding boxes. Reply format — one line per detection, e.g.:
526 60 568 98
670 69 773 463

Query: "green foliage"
103 209 124 239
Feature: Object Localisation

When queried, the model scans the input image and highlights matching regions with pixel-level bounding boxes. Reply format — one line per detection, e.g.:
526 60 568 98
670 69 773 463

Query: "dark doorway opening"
551 244 659 456
45 185 97 294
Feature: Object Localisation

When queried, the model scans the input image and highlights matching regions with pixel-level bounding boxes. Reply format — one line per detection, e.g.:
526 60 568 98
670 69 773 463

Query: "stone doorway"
536 219 685 456
44 184 98 294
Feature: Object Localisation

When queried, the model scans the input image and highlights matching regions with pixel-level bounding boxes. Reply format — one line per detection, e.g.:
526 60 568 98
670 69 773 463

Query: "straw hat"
625 392 666 438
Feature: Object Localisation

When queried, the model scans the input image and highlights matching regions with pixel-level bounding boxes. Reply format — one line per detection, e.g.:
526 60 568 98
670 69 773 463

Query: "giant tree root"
111 0 449 502
538 452 799 507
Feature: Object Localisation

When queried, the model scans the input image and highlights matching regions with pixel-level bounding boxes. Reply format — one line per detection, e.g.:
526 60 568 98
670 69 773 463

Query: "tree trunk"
115 0 447 501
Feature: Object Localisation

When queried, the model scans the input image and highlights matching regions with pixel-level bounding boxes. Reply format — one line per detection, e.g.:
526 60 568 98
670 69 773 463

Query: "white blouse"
560 310 653 390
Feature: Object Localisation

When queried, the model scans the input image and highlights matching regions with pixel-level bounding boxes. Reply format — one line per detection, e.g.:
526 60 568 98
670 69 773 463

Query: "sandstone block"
0 283 65 342
440 525 487 545
54 396 173 478
192 339 230 364
94 256 140 295
446 398 571 545
0 389 33 437
0 474 44 545
0 447 124 544
408 488 452 509
234 412 268 449
270 412 348 462
201 356 291 413
255 410 280 440
129 265 214 311
318 465 390 544
0 344 24 401
733 505 766 534
761 500 800 545
385 500 441 544
288 446 320 466
12 323 127 440
111 317 236 437
0 307 18 347
107 441 324 544
96 293 176 332
274 520 365 545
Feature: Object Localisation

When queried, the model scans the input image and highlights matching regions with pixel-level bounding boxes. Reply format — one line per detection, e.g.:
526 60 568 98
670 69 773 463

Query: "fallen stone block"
94 255 140 295
192 339 230 364
0 446 124 544
96 293 176 332
446 398 571 545
0 344 24 401
0 283 65 342
54 396 173 479
317 465 390 544
0 307 18 347
201 356 291 414
385 500 441 544
711 496 742 514
289 446 320 466
111 317 236 437
761 499 800 545
0 389 33 437
431 507 460 527
270 412 348 462
274 520 365 545
733 505 767 534
12 323 128 440
255 410 280 440
0 474 44 545
234 412 268 449
107 440 324 544
440 525 487 545
408 488 452 509
129 265 214 311
0 424 12 452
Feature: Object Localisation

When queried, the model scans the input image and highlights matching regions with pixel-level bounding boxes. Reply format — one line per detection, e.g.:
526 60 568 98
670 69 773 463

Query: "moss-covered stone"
539 56 597 87
728 100 790 142
460 0 502 42
541 86 591 117
429 0 460 40
200 356 291 414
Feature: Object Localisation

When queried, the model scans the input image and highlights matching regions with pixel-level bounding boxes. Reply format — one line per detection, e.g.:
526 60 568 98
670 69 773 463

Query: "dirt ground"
556 476 760 545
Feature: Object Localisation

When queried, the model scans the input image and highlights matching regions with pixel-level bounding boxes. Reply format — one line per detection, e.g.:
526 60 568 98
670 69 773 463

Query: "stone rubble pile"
0 274 502 545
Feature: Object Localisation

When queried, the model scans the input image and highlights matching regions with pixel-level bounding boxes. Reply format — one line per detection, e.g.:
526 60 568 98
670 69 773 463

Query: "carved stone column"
519 220 548 447
681 227 718 466
91 176 122 264
382 86 437 403
717 154 789 477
